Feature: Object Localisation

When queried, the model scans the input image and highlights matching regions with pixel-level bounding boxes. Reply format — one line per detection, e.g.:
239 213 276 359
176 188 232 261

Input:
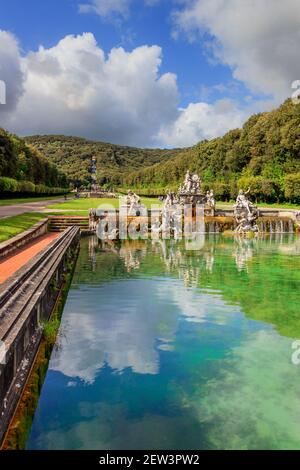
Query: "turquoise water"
27 235 300 450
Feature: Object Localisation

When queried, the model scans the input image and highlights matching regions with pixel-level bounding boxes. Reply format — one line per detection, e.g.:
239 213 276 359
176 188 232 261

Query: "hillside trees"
0 128 68 197
122 99 300 202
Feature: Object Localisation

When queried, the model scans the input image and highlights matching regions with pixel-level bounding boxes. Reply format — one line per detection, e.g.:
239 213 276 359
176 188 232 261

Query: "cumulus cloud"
158 99 247 147
0 32 181 147
0 31 24 113
173 0 300 103
0 30 249 147
0 30 245 147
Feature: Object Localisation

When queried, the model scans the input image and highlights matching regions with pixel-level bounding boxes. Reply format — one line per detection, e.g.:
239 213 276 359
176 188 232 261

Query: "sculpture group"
234 188 259 233
166 170 215 214
89 169 260 239
179 170 201 197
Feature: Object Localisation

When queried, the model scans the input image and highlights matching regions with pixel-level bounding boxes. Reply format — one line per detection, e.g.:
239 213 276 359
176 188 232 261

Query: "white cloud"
79 0 131 18
0 31 24 113
158 99 247 147
1 24 285 148
51 279 179 382
79 0 160 19
173 0 300 103
0 32 181 147
51 264 234 383
0 30 245 147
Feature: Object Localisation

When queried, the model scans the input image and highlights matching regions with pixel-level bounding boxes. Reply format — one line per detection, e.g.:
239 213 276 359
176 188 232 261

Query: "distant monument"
234 188 259 233
90 156 98 192
87 156 116 198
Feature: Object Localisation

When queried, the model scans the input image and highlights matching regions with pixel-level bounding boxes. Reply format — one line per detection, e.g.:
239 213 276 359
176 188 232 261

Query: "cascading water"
257 218 294 234
202 217 295 233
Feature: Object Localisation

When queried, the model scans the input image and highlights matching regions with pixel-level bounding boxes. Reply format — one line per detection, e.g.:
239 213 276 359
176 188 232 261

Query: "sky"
0 0 299 148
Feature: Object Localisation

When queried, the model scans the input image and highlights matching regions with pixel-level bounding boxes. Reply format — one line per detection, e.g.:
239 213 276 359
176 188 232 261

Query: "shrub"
284 173 300 203
0 176 68 197
211 182 231 201
0 177 18 193
17 180 35 193
237 176 280 202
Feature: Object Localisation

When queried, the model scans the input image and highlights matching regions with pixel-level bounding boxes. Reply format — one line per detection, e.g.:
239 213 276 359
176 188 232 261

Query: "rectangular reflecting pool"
27 235 300 450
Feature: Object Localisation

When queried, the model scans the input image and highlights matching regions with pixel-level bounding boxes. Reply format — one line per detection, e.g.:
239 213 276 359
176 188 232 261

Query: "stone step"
48 217 90 232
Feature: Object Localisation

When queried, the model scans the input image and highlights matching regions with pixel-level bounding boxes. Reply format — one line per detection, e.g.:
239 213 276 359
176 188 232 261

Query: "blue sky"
0 0 298 147
1 0 236 106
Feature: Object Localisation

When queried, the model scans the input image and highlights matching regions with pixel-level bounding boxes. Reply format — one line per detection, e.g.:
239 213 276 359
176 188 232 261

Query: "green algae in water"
27 235 300 450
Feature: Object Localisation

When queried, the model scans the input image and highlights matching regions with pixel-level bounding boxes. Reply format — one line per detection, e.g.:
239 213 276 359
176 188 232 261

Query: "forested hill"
0 128 68 194
24 135 184 187
22 99 300 202
122 99 300 202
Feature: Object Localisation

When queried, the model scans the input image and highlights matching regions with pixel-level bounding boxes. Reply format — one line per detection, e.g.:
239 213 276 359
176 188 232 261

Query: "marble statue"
179 170 201 195
122 190 144 216
153 191 182 237
206 190 215 212
234 188 259 233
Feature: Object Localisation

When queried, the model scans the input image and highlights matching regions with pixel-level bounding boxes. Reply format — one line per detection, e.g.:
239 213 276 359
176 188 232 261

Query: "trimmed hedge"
0 177 68 198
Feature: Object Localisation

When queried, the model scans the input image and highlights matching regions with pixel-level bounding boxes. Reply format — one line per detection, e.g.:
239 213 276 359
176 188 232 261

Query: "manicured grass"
216 201 300 210
47 197 162 215
0 213 46 243
0 195 67 206
46 197 300 216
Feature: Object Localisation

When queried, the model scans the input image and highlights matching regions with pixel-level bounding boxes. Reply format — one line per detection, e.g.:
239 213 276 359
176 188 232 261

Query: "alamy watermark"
0 79 6 105
93 202 207 250
291 340 300 365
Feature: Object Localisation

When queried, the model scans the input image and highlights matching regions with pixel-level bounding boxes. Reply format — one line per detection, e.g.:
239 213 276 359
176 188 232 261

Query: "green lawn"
216 201 300 210
0 195 67 206
47 197 162 215
47 197 300 216
0 213 46 243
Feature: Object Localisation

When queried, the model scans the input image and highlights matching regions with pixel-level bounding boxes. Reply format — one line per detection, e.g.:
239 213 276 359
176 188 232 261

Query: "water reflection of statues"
234 188 259 233
234 237 255 271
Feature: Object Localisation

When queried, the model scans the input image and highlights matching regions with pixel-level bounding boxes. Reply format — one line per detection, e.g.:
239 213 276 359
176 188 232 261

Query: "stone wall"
0 219 49 260
0 226 80 445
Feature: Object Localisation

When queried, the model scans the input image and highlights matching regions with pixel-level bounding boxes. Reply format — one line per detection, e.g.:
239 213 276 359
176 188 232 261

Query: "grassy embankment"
0 213 46 243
